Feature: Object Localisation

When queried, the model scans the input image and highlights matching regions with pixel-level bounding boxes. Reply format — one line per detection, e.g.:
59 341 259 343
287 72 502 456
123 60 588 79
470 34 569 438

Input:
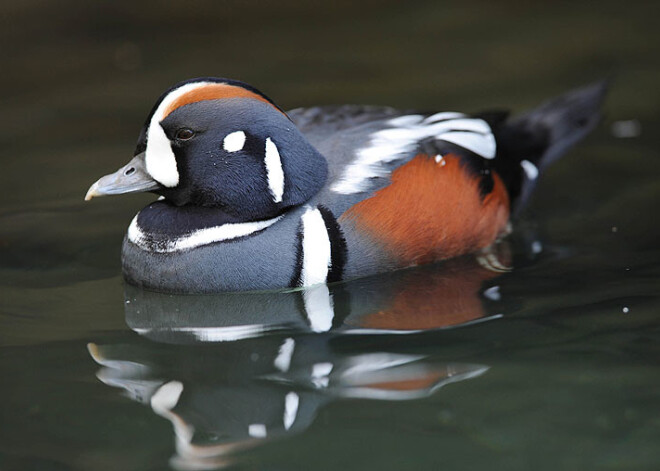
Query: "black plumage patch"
289 226 304 288
137 201 242 236
418 139 495 200
318 205 347 284
490 121 549 206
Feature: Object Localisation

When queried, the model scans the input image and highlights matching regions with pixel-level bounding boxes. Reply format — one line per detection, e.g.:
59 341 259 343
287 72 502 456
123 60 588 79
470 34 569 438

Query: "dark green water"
1 1 659 470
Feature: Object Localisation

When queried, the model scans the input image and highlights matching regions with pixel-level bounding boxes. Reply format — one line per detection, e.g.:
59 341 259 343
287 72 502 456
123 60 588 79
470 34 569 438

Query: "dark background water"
1 1 659 470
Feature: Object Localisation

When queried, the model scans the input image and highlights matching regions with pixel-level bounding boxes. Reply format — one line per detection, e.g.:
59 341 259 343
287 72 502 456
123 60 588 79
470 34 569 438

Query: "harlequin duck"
85 77 606 293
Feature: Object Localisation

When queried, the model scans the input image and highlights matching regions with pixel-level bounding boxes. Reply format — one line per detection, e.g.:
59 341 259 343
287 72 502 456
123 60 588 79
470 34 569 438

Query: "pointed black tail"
491 81 608 215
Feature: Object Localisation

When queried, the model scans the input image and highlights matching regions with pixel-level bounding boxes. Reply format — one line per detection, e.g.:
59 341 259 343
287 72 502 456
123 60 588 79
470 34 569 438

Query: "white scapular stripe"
331 114 496 194
520 159 539 180
299 207 331 286
223 130 246 152
423 111 465 123
145 81 212 187
264 137 285 203
283 392 299 430
438 131 494 156
128 213 282 253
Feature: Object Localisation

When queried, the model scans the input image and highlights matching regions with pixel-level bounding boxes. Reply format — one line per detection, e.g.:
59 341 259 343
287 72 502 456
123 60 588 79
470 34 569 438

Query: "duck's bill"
85 152 161 201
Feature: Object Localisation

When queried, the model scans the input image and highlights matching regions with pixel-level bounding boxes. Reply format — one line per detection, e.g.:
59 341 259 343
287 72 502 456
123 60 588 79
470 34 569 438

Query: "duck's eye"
175 128 195 141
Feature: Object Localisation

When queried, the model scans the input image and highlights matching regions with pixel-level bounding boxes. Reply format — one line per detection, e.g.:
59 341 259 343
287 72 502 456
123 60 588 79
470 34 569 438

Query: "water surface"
1 1 659 470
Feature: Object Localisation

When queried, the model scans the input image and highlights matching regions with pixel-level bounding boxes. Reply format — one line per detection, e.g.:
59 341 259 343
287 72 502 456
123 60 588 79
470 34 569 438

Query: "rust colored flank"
340 153 510 266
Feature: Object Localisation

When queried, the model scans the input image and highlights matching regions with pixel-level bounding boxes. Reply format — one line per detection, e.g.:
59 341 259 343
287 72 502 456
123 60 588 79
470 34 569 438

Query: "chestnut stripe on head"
162 83 283 119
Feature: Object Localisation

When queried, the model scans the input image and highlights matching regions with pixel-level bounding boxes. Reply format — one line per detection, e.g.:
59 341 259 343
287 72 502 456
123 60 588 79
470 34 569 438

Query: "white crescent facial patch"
144 82 212 187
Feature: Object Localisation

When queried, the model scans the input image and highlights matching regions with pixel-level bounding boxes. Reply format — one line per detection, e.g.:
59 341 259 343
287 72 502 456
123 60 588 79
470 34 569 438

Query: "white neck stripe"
223 130 246 152
299 206 331 286
128 212 282 253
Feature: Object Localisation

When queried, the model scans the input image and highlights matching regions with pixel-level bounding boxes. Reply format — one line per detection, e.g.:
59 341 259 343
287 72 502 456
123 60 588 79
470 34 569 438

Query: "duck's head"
85 77 328 220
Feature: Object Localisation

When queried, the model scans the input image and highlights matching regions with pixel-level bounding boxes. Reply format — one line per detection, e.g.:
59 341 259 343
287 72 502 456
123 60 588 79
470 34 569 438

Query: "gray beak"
85 152 161 201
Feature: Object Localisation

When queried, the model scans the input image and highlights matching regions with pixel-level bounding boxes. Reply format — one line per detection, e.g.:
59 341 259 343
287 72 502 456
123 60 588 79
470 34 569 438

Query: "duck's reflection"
124 251 508 341
89 252 509 470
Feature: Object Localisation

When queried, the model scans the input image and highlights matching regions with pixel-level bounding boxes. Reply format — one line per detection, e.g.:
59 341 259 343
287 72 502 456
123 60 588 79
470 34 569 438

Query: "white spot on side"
128 213 282 253
299 207 331 286
520 160 539 180
264 137 285 203
331 115 496 194
622 307 630 314
531 240 543 254
303 284 334 333
274 338 295 372
223 130 246 152
145 81 212 187
483 286 501 301
248 423 267 438
283 392 299 430
311 362 333 388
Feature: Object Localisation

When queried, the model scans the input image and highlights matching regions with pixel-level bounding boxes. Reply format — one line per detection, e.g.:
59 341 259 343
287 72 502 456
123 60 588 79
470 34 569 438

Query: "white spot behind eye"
223 130 246 152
